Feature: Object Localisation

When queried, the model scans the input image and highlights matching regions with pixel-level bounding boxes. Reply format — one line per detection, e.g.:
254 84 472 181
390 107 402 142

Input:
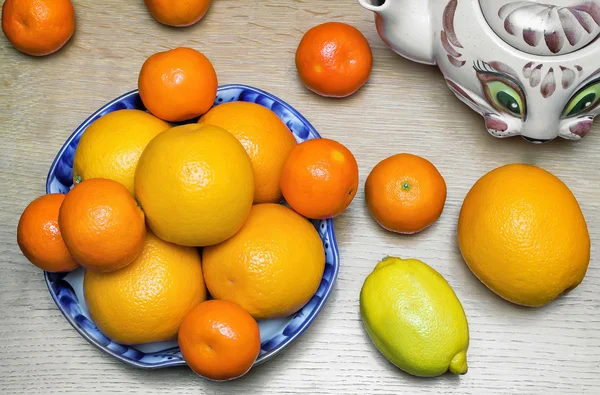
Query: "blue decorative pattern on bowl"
45 85 340 370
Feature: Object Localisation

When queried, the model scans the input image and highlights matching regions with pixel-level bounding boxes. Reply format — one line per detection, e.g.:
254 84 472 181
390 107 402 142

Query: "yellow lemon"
72 109 170 196
83 229 206 345
134 123 254 247
360 256 470 377
458 164 590 307
202 203 325 320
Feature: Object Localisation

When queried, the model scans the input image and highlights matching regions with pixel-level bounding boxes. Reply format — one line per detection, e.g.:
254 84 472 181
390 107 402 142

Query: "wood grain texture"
1 1 599 394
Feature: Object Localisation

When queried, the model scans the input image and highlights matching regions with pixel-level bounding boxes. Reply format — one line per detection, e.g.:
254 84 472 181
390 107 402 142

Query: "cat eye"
474 64 526 119
484 81 524 117
563 81 600 118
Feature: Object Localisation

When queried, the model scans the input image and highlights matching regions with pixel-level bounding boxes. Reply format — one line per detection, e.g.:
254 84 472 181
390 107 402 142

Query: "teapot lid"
480 0 600 55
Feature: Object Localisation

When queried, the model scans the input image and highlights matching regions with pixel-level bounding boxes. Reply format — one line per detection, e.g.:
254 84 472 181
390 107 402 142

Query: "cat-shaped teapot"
358 0 600 142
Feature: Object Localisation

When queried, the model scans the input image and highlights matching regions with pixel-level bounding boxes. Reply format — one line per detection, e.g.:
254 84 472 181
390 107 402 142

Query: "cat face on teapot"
359 0 600 143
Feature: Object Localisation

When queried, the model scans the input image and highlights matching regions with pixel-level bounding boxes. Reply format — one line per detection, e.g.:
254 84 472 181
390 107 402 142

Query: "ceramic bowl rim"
43 84 340 370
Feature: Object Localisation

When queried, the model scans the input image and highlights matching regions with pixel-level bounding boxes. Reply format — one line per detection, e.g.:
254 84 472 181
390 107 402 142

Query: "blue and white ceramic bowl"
45 84 340 370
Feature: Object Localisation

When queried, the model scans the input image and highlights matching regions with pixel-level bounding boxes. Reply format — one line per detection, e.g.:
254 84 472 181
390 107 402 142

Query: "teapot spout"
358 0 387 12
358 0 436 65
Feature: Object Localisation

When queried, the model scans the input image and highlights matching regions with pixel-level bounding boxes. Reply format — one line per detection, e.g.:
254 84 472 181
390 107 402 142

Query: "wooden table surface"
1 1 599 394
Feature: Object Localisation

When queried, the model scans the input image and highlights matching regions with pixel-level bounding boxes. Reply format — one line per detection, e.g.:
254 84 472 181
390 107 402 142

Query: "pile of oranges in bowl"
8 0 417 380
16 45 367 381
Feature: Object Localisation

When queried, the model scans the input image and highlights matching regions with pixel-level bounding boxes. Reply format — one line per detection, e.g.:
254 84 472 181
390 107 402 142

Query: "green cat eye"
486 81 524 117
563 82 600 117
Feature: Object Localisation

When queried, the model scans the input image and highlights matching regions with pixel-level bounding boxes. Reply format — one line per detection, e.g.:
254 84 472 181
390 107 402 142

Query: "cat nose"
522 136 552 144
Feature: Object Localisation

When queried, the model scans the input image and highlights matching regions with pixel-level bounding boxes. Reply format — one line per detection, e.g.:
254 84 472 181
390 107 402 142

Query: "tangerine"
59 178 146 272
138 47 217 122
144 0 211 27
178 300 261 381
365 153 447 234
17 194 78 272
280 138 358 219
1 0 75 56
295 22 372 97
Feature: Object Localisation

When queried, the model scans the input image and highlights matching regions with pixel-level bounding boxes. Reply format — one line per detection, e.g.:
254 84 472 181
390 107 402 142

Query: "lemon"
72 109 170 196
360 256 469 377
134 123 254 247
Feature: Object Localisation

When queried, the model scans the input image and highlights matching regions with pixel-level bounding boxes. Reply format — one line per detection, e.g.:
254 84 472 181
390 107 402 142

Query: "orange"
365 153 447 234
59 178 146 273
1 0 75 56
84 229 206 345
203 203 325 320
134 123 254 247
72 109 170 197
280 138 358 219
198 101 297 203
178 300 260 381
295 22 373 97
458 164 590 307
138 47 218 122
17 194 78 272
144 0 211 27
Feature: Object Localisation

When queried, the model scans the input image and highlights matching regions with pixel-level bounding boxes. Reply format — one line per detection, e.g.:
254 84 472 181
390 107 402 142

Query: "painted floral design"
522 62 584 97
441 0 465 67
498 1 600 54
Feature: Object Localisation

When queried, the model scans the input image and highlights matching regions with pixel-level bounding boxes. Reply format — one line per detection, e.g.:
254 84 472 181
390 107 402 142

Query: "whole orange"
1 0 75 56
295 22 372 98
178 300 260 381
59 178 146 273
134 123 254 247
72 109 170 197
198 101 297 203
145 0 211 27
17 194 78 272
203 204 325 320
365 153 447 234
138 47 218 122
458 164 590 307
84 229 206 345
280 138 358 219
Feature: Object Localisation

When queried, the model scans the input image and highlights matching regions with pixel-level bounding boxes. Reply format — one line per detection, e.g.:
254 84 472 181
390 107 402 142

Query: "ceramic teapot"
358 0 600 142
